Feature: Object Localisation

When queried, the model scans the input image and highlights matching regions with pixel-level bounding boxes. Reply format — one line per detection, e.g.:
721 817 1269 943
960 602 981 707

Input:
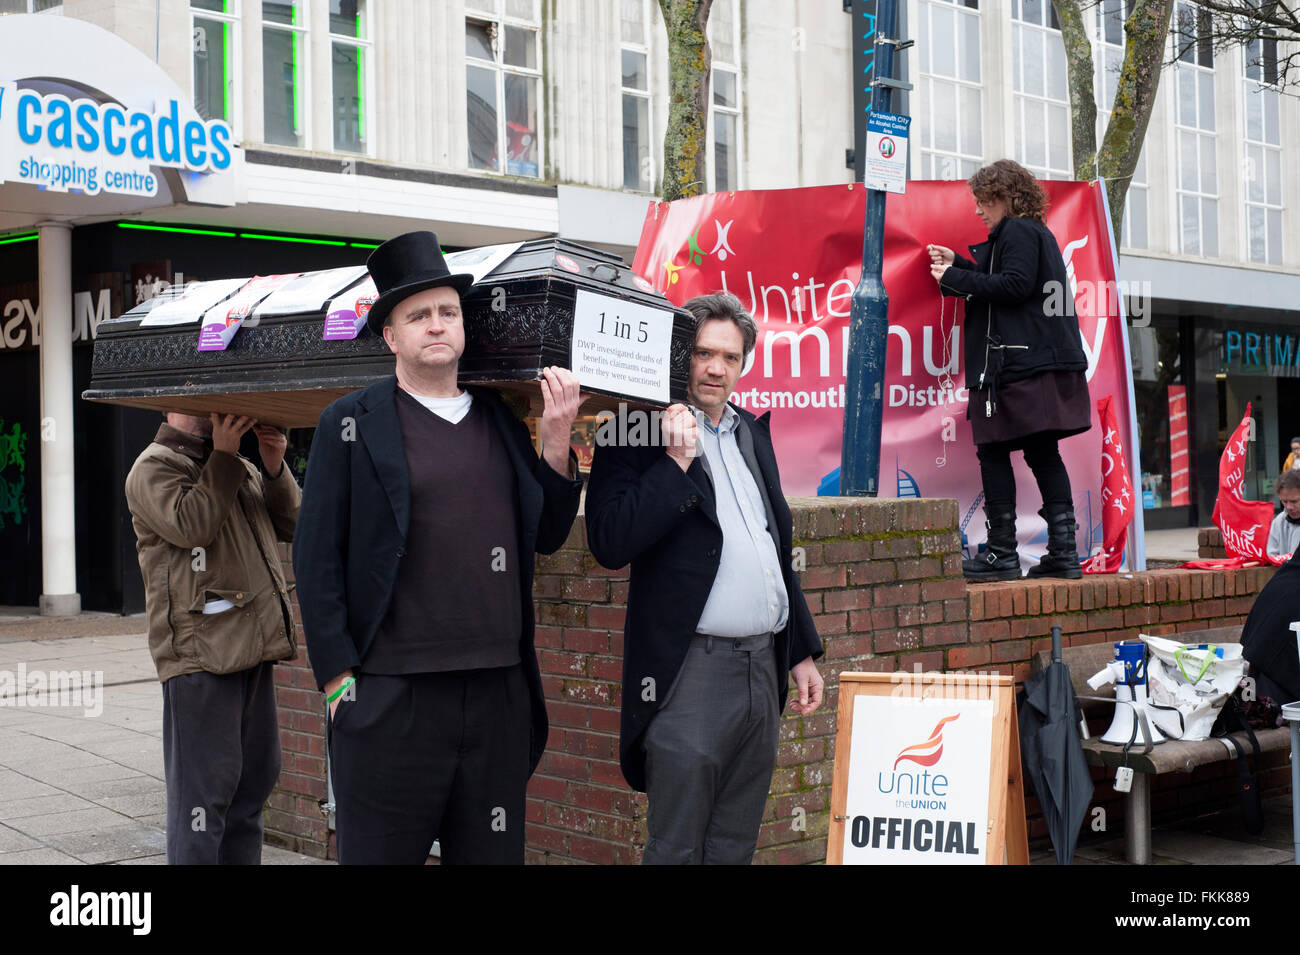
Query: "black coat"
938 215 1088 392
1241 540 1300 702
292 377 582 773
585 405 823 792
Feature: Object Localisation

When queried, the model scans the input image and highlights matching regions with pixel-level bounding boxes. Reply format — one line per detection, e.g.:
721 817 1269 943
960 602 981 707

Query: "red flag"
1083 394 1134 573
1213 403 1287 565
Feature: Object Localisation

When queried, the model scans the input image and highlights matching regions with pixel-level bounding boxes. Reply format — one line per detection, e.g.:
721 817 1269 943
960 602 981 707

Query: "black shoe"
1027 504 1083 579
963 513 1022 581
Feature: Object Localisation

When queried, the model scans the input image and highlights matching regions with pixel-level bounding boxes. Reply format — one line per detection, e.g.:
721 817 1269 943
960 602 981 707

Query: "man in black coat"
293 232 585 864
585 293 824 865
1241 539 1300 703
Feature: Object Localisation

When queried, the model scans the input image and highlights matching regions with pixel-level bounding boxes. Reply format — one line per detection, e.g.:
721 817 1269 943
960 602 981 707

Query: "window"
1242 34 1282 264
708 0 741 192
621 0 653 191
262 0 308 147
330 0 371 154
466 0 542 177
1172 1 1217 256
192 0 238 125
917 0 982 180
1012 0 1070 180
1093 0 1147 248
0 1 61 13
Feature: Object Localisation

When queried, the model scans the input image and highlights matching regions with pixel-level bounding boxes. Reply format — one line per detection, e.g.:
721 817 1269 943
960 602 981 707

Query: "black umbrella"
1019 625 1094 865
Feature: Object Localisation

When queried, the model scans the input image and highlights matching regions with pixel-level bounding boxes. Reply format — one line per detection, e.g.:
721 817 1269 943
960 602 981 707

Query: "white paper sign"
444 242 523 285
252 265 368 318
839 694 993 865
570 288 673 403
864 110 911 195
140 278 248 327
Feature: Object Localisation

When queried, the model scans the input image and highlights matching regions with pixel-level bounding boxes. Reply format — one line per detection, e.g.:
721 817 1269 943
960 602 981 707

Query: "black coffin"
83 238 693 428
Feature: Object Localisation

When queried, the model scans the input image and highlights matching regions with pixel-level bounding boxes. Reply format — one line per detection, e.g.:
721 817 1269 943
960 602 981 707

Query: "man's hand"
324 670 355 720
253 424 289 478
788 656 824 716
538 366 588 476
210 413 255 455
662 403 698 472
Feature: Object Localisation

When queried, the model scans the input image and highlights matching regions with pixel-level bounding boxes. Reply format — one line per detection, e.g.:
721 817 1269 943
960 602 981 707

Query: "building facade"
1 0 1297 609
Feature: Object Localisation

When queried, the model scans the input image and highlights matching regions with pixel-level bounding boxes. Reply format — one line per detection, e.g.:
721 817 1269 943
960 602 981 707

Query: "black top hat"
364 231 475 335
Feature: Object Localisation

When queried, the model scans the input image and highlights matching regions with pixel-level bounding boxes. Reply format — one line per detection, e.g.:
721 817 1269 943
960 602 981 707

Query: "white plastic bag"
1140 634 1246 741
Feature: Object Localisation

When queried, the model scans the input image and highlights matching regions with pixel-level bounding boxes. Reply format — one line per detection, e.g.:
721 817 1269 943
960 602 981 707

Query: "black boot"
1028 504 1083 579
963 513 1022 581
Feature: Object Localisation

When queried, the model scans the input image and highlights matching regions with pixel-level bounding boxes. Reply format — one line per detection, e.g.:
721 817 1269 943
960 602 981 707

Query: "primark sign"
0 13 238 205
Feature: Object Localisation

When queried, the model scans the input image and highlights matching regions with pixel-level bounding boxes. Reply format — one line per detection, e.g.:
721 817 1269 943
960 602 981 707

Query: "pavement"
0 609 324 865
1 552 1294 866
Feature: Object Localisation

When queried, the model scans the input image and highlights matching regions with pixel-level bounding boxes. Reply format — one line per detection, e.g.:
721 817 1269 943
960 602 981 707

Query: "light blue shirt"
693 405 789 638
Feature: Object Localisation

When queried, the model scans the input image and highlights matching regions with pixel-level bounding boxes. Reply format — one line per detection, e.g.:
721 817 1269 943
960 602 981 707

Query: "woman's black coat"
938 215 1088 393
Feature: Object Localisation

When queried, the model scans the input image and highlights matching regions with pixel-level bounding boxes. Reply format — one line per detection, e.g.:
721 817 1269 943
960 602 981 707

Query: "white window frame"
707 0 742 193
465 0 544 179
329 0 373 156
261 0 310 149
620 0 654 192
1240 37 1282 265
1010 0 1071 180
190 0 241 140
916 0 983 181
1091 0 1148 249
1169 1 1218 258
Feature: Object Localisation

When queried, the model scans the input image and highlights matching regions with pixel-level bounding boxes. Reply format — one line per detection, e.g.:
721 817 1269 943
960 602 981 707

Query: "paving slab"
1153 830 1294 865
0 847 86 864
75 774 164 801
0 823 42 853
0 793 97 821
7 805 134 837
41 823 168 865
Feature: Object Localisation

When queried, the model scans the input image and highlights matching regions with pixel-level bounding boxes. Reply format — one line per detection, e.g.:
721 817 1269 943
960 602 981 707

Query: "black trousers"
329 665 530 865
161 661 281 865
976 433 1073 515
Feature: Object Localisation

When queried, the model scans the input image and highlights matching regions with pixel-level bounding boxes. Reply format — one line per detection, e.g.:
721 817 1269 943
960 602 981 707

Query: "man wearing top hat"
294 231 586 864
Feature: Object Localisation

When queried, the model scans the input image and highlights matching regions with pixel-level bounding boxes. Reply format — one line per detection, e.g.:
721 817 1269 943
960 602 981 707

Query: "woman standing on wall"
928 159 1091 581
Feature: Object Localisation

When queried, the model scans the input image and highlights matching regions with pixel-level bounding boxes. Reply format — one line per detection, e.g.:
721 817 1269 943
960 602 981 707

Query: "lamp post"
840 0 910 496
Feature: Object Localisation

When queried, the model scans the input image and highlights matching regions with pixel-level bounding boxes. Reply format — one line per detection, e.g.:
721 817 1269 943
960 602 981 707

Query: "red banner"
1212 403 1286 565
1083 395 1134 573
1168 385 1189 506
633 181 1137 565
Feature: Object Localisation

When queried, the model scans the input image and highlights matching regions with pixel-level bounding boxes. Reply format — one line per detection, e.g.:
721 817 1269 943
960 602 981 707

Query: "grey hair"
682 293 758 359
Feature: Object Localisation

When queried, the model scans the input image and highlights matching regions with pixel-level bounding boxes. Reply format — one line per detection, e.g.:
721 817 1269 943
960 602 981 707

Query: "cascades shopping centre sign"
0 86 233 197
0 13 237 205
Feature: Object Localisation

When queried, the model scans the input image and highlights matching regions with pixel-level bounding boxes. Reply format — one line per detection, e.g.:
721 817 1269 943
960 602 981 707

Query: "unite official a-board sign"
828 672 1028 865
0 14 237 205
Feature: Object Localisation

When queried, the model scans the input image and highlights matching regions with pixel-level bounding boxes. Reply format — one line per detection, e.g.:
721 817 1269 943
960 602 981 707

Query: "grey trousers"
642 632 780 865
161 661 281 865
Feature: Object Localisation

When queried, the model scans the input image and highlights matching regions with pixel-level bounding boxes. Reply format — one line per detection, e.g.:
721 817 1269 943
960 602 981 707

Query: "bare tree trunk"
1096 0 1175 241
658 0 713 201
1053 1 1098 180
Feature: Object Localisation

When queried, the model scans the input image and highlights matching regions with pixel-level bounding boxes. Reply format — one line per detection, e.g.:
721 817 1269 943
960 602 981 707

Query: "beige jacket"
125 424 300 682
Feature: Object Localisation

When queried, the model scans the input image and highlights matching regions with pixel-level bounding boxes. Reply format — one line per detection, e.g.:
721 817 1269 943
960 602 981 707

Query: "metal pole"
840 0 901 496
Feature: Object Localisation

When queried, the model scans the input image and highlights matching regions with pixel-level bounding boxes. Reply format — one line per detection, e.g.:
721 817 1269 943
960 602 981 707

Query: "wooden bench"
1030 625 1291 864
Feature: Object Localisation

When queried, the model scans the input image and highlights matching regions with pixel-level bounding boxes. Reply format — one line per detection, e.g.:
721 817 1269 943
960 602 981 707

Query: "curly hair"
968 159 1049 222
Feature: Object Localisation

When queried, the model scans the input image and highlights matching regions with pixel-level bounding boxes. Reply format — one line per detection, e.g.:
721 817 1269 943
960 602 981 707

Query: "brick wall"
1198 527 1226 559
265 502 1281 863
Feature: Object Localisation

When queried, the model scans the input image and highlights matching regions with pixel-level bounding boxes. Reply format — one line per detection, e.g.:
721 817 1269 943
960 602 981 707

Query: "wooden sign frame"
827 672 1029 865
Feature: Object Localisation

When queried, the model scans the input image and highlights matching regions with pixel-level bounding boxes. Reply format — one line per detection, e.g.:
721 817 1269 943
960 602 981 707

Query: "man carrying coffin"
585 292 824 864
294 231 586 864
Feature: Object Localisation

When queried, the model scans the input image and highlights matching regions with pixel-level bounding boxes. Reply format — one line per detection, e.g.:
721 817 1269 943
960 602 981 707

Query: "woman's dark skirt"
968 369 1091 447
